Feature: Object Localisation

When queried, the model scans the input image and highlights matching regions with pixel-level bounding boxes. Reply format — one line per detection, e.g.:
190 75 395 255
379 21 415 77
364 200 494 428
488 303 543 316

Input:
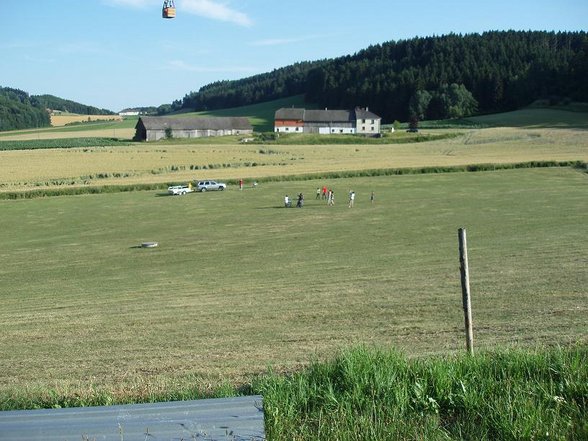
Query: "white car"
197 180 227 192
168 185 193 195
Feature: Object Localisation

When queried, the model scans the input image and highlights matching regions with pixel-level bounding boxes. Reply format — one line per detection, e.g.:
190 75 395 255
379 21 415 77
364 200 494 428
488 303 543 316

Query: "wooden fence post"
458 228 474 355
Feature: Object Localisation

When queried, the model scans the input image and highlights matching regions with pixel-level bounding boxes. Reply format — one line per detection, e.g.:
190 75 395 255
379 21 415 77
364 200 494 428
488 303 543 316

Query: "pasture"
0 166 586 406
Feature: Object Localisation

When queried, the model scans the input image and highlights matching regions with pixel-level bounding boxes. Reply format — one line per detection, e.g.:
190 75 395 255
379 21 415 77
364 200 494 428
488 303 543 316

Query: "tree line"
0 87 51 131
0 88 116 132
34 95 115 116
170 31 588 122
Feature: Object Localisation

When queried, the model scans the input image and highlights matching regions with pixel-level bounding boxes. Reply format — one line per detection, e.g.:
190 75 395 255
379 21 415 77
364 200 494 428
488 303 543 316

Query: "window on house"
340 129 343 133
286 127 289 131
362 126 365 131
296 127 299 132
371 119 375 124
371 127 374 131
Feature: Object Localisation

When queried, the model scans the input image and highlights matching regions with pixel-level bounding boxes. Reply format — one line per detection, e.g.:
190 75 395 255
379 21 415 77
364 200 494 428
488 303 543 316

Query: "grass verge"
256 345 588 440
2 345 586 441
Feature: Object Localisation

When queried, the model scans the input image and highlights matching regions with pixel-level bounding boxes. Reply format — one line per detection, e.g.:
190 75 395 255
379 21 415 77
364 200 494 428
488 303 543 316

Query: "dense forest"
34 95 114 116
0 87 51 131
0 88 115 132
173 31 588 122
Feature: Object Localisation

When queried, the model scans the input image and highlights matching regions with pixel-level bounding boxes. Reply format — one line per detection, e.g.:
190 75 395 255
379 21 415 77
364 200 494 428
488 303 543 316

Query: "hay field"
0 167 586 403
0 127 587 192
50 114 123 127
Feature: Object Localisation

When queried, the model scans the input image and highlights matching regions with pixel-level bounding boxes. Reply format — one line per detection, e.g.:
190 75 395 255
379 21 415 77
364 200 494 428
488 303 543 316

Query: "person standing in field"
348 190 355 208
316 187 321 199
370 191 375 204
296 192 304 208
328 190 334 206
322 186 328 199
239 179 243 190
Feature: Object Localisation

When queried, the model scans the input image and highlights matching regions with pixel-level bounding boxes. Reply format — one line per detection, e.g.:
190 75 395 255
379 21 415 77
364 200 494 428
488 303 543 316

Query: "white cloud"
179 0 253 27
103 0 253 26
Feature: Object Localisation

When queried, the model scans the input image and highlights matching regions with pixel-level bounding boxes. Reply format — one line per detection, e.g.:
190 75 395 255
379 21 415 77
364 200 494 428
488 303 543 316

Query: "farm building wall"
145 128 252 142
355 118 381 135
274 118 304 133
303 122 355 134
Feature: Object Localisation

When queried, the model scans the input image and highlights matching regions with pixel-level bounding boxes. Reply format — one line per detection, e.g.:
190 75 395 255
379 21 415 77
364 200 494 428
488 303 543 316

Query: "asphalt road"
0 395 265 441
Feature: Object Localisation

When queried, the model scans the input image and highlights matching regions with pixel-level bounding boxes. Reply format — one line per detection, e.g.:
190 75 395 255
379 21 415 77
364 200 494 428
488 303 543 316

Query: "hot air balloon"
162 0 176 19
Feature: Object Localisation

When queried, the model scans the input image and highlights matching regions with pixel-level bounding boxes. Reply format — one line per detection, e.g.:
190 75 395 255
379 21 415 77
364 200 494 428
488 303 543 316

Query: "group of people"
316 186 336 206
284 193 304 208
285 187 375 208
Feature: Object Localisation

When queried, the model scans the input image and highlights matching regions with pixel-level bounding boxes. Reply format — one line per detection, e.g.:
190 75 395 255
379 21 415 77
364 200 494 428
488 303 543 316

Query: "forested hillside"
174 61 325 113
34 95 115 116
0 87 51 131
0 88 116 132
173 31 588 122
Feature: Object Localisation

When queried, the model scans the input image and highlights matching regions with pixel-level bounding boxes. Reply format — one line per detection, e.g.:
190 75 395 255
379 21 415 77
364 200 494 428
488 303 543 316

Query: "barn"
134 116 253 142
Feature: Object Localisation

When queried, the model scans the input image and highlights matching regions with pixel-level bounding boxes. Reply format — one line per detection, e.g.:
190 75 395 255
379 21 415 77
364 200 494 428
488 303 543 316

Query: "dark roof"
354 107 381 120
304 109 354 122
138 116 252 130
275 108 305 120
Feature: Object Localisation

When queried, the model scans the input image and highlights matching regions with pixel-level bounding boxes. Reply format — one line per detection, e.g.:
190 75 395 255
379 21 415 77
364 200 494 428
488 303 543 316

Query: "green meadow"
0 167 586 409
0 105 587 438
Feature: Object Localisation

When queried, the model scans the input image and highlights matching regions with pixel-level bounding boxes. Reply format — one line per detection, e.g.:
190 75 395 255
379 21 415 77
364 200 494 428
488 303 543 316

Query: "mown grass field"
0 165 586 409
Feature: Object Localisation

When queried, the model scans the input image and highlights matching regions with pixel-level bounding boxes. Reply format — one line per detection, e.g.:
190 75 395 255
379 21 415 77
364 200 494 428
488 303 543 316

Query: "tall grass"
256 345 588 440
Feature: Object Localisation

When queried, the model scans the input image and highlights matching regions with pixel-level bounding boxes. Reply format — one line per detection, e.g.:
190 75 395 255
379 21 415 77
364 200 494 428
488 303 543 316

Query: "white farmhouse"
274 107 381 135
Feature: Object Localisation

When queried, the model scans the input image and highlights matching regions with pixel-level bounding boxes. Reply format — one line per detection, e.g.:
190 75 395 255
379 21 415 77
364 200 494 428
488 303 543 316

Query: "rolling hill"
171 31 588 123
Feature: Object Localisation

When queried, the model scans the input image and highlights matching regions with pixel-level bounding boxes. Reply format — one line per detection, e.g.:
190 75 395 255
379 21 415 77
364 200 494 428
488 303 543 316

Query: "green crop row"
0 138 132 151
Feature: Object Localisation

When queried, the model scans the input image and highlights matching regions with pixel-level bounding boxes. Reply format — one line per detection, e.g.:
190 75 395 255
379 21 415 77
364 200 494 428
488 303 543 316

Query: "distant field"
0 116 137 141
0 124 586 192
465 108 588 129
179 95 316 132
50 114 123 127
0 167 585 405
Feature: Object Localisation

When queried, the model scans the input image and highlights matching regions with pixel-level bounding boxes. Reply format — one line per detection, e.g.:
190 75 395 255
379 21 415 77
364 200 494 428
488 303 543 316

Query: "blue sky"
1 0 586 112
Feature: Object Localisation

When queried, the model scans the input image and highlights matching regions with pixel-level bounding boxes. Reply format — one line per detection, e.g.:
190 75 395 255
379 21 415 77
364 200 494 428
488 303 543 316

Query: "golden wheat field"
0 127 587 192
50 114 123 126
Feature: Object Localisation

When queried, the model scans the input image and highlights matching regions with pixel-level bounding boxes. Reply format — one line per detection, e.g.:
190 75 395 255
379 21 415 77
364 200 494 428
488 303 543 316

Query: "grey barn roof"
304 109 354 122
274 108 305 120
139 116 252 131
